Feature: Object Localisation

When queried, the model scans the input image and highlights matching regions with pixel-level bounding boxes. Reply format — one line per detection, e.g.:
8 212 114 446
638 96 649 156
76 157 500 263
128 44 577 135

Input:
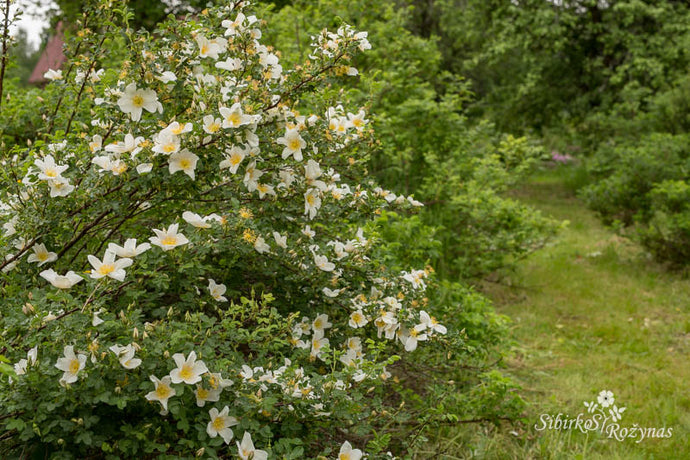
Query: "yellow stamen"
69 359 80 374
288 138 301 151
228 113 241 126
162 236 178 246
179 364 193 381
212 416 225 431
155 384 171 399
98 264 115 275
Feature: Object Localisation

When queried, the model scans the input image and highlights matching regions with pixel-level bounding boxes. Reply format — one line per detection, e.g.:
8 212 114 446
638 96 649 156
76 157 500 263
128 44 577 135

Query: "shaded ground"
421 169 690 459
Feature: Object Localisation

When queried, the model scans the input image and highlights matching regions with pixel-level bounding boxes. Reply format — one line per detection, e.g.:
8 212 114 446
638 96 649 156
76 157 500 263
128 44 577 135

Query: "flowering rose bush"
0 1 520 458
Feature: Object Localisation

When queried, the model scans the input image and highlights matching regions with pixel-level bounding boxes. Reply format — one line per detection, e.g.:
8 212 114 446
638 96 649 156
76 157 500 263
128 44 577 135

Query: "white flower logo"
583 390 626 421
597 390 615 408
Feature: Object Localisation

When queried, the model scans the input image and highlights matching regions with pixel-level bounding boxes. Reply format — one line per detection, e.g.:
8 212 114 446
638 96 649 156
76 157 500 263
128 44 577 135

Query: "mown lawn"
420 168 690 459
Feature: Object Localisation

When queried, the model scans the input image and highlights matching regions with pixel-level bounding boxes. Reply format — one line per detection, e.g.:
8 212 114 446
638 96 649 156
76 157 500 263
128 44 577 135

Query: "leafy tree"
422 0 690 134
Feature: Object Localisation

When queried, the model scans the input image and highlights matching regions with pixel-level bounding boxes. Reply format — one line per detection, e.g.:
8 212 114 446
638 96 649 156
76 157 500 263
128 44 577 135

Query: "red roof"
29 22 66 85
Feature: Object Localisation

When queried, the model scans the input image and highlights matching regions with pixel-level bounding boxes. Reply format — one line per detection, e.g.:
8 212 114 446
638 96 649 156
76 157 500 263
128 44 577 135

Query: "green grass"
420 168 690 459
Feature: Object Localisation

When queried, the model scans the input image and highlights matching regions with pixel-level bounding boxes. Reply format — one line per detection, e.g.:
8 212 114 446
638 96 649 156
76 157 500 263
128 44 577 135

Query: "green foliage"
580 132 690 263
648 74 690 134
430 0 690 134
419 130 557 278
639 180 690 264
581 133 690 224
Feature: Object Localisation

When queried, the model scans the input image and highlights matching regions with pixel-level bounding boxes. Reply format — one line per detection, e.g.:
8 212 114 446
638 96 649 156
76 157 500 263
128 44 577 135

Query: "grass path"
428 170 690 459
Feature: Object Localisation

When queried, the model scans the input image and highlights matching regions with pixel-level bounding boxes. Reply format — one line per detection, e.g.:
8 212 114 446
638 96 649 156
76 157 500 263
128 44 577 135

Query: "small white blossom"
208 279 228 302
55 345 86 384
145 375 176 410
105 133 144 156
27 243 57 266
152 131 181 155
169 351 208 384
43 68 63 81
40 269 83 289
323 287 341 298
419 310 447 335
277 128 306 161
314 254 335 272
92 310 105 326
182 211 216 229
219 146 246 173
220 103 255 128
338 441 363 460
35 155 68 181
272 232 287 248
349 310 368 328
14 359 28 376
47 177 75 197
149 223 189 251
310 330 329 359
117 83 161 121
206 406 238 444
237 432 268 460
304 189 321 220
156 71 177 83
87 250 133 281
302 225 315 238
196 35 227 59
312 314 332 333
195 384 221 407
168 149 199 180
107 239 151 258
109 344 142 369
202 114 222 134
254 236 270 254
136 163 153 174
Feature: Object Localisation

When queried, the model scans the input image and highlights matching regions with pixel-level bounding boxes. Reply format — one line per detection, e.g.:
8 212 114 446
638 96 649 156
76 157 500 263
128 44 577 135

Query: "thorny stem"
0 0 11 112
